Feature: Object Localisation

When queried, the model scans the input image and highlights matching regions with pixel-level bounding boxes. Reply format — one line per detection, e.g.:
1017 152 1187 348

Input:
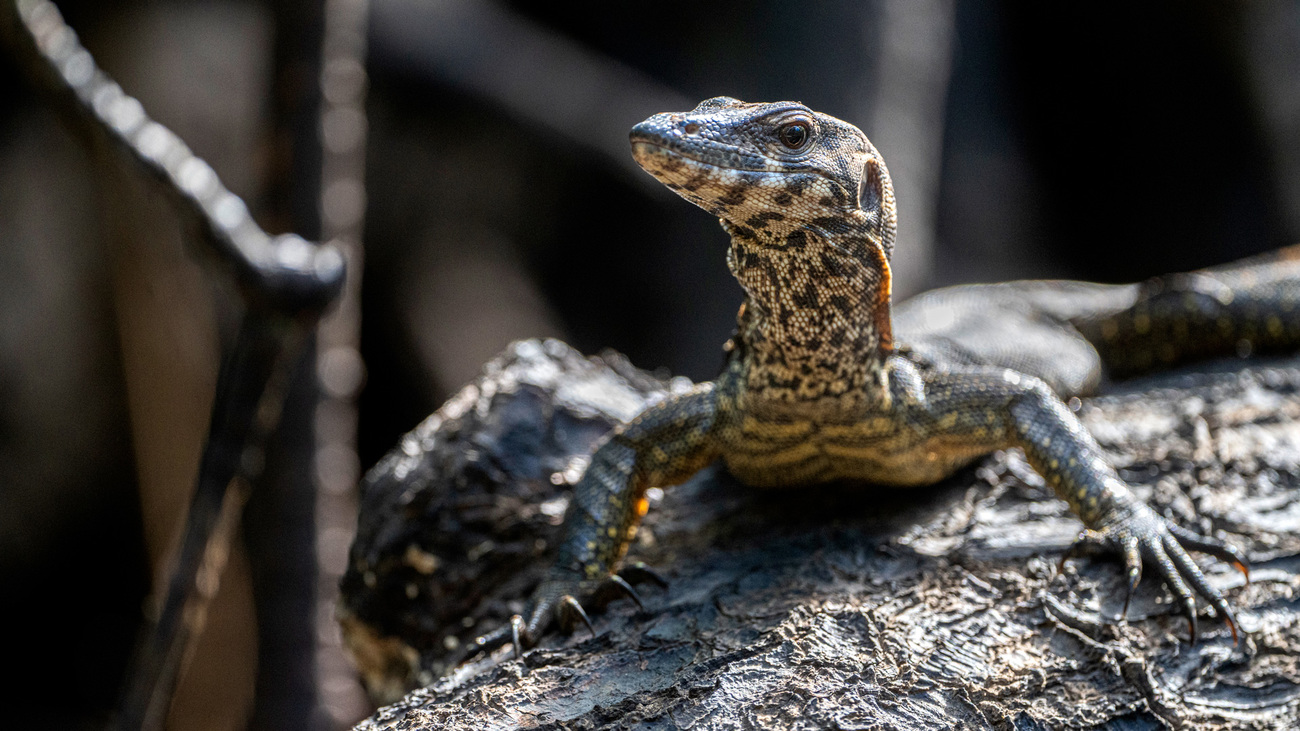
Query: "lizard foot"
1068 503 1249 644
470 578 592 661
471 563 668 661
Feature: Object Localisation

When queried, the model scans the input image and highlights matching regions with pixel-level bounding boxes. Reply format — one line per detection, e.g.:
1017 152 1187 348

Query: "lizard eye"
778 121 811 150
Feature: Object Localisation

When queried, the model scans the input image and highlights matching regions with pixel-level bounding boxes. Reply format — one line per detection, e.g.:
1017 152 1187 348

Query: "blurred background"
1 0 1297 728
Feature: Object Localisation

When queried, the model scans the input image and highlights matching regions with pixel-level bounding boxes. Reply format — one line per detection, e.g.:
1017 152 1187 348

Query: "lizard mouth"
629 139 712 178
630 138 715 167
631 139 742 185
630 137 789 189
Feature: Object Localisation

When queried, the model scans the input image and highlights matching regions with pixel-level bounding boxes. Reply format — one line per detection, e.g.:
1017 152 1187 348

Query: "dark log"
342 339 1300 729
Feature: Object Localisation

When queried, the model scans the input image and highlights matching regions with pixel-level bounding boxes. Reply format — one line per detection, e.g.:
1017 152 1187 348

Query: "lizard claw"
619 561 669 589
471 613 531 660
1077 502 1245 644
599 574 645 611
510 614 526 658
1059 528 1108 574
595 561 672 611
557 594 596 638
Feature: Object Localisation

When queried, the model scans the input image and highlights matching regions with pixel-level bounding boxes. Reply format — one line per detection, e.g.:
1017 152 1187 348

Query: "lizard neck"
725 211 894 416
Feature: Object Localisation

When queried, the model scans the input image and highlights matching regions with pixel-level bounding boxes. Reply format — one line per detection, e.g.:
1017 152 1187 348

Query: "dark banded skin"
477 97 1294 657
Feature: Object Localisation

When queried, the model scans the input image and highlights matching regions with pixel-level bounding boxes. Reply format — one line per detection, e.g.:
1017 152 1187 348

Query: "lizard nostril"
683 122 700 135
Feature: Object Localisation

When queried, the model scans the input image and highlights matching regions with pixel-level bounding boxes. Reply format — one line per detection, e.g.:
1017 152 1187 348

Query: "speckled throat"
630 97 899 418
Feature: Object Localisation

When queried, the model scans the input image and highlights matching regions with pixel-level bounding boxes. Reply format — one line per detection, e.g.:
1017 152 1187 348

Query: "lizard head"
630 96 896 260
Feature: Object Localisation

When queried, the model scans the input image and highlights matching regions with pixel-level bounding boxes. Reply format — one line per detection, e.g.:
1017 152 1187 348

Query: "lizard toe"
1166 522 1250 583
1141 536 1200 643
1163 531 1241 645
1120 534 1142 620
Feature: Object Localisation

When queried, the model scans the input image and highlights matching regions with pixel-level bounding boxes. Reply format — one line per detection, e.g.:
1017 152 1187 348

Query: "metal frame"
1 2 346 728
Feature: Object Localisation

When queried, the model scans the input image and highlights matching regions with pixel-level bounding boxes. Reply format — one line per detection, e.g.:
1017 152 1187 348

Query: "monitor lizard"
476 96 1300 658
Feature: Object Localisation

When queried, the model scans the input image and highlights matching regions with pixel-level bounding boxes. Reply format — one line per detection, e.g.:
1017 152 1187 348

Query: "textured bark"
343 339 1300 730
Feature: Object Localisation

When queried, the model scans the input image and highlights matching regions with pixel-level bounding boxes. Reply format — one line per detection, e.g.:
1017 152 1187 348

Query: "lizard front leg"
912 365 1247 642
475 383 719 658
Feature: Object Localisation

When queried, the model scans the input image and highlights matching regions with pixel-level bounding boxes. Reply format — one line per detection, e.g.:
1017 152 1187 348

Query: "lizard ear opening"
858 156 883 215
858 155 896 258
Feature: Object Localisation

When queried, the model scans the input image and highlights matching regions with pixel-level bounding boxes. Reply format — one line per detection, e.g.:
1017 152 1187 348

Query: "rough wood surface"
342 339 1300 730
